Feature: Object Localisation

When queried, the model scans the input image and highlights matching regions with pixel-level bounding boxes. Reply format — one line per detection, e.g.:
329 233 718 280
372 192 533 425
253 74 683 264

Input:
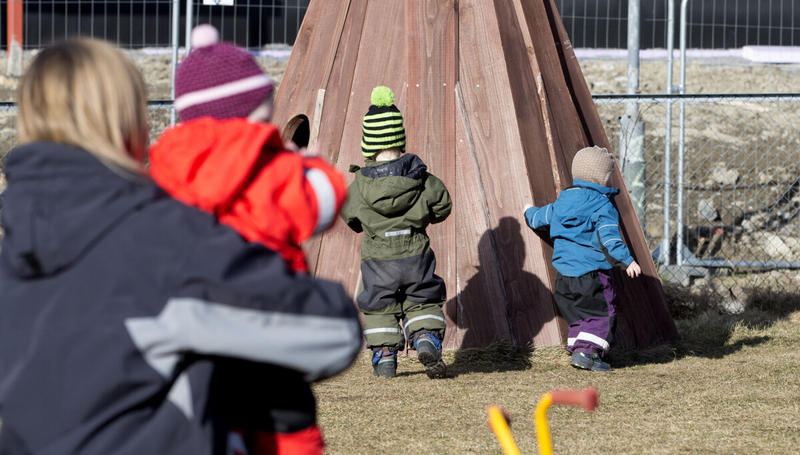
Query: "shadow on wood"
272 0 678 350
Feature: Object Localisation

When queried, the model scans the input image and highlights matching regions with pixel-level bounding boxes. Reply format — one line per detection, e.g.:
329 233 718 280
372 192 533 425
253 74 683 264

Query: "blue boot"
414 332 446 379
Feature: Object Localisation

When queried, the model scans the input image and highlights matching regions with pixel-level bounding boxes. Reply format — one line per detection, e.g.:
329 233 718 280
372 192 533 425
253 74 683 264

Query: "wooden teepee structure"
272 0 678 350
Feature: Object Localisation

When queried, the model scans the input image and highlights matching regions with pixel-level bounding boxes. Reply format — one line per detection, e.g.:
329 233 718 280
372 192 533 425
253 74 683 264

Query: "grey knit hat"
571 146 615 186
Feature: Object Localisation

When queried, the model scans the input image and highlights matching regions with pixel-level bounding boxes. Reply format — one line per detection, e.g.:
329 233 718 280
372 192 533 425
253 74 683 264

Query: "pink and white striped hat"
174 24 274 122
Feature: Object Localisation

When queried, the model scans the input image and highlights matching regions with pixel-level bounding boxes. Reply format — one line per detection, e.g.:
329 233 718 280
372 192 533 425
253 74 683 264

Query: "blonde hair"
374 148 403 162
16 38 148 174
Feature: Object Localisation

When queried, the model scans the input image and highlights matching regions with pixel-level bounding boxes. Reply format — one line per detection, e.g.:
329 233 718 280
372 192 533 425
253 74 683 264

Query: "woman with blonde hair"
0 38 361 454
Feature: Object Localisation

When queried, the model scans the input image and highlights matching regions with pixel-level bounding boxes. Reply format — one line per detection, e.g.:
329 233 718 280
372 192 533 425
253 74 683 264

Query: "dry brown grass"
314 295 800 454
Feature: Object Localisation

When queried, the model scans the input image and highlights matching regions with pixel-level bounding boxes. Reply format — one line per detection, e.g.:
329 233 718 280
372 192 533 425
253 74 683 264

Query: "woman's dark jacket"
0 142 361 454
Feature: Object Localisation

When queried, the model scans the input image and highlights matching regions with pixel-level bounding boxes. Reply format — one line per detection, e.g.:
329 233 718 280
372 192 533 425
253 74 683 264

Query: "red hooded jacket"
149 117 346 273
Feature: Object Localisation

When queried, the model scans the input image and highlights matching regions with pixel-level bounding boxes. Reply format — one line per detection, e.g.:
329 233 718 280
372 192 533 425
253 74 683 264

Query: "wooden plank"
451 83 515 348
308 89 326 151
518 0 591 184
500 0 673 348
314 0 408 293
500 1 567 347
491 0 568 345
301 2 370 276
302 89 327 274
279 0 674 350
315 0 369 166
274 2 368 276
508 0 570 194
272 0 351 138
543 0 677 346
458 0 562 347
405 0 460 349
488 0 566 348
529 0 677 346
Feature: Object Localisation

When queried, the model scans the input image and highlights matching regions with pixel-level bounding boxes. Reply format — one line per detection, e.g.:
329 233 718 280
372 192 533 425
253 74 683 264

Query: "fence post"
185 0 195 53
620 0 646 231
677 0 689 266
661 0 675 266
6 0 24 77
171 0 181 125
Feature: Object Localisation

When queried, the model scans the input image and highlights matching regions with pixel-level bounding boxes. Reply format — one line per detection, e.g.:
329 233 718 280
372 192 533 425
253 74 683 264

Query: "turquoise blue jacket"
524 179 635 277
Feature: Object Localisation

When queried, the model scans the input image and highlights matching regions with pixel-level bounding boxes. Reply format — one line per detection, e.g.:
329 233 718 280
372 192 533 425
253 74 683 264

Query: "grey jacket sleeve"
125 221 362 383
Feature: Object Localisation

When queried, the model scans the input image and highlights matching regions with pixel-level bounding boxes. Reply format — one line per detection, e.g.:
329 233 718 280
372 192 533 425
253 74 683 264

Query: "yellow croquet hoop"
487 405 521 455
488 388 597 455
534 393 554 455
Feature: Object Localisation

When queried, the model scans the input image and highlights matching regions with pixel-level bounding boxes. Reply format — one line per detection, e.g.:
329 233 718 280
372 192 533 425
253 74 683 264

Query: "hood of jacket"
0 142 158 278
148 117 284 212
569 178 619 196
353 153 427 217
552 179 618 229
554 179 619 216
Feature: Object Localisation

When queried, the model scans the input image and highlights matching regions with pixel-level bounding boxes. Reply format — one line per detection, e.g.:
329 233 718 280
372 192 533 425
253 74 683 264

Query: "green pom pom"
370 86 395 107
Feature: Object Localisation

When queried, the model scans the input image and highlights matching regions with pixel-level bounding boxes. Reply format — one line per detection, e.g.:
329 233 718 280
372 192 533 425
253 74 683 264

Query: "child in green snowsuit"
341 86 452 379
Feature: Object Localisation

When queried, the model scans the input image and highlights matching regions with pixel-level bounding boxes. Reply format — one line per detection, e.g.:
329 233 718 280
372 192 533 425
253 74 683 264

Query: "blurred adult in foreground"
150 24 348 454
0 38 361 454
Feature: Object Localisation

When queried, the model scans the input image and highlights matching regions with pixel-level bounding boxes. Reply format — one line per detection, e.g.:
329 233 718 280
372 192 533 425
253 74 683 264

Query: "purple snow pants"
553 270 617 356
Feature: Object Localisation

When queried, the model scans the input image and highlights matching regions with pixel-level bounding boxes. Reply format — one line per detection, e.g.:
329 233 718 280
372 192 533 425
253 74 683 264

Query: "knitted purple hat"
174 24 274 122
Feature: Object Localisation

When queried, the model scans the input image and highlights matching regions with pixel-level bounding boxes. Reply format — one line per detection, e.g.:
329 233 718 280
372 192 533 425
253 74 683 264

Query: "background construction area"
1 0 799 301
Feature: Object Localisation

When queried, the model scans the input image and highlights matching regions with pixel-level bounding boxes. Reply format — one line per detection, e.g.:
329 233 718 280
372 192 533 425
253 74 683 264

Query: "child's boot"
570 352 611 372
414 332 446 379
371 347 397 378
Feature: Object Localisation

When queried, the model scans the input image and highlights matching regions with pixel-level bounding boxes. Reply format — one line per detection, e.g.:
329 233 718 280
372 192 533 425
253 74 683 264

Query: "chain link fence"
599 95 800 293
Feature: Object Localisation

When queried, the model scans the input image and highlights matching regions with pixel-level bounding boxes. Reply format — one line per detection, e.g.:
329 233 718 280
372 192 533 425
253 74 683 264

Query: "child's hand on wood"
626 261 641 278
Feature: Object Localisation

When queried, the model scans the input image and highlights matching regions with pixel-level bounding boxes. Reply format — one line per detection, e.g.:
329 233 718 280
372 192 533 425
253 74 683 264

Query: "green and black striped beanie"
361 86 406 157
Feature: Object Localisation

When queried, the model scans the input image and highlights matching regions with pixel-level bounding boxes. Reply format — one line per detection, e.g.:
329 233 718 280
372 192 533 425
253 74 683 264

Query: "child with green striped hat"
341 86 452 378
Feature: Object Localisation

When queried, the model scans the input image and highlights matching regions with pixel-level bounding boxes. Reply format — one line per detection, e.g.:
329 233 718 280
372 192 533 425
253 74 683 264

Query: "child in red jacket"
150 24 345 274
149 25 346 455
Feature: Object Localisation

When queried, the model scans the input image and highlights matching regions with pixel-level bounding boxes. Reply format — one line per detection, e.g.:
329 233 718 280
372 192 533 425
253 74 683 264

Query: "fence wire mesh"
598 96 800 293
6 1 309 49
188 0 309 48
685 0 800 48
18 0 176 49
555 0 669 49
554 0 800 49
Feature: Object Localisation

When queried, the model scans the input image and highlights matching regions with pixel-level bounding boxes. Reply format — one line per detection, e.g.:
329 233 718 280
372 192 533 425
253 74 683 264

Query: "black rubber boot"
415 333 446 379
570 352 611 372
371 347 397 378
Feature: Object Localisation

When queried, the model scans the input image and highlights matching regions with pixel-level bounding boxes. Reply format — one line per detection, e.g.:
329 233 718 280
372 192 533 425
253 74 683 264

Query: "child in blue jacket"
524 146 641 371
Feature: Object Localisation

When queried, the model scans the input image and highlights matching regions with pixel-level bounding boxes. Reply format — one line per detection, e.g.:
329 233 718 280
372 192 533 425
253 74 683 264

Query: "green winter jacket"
341 153 451 262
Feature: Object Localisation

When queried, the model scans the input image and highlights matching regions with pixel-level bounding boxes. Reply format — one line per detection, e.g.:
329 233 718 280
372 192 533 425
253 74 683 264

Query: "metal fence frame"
659 0 800 273
597 92 800 262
